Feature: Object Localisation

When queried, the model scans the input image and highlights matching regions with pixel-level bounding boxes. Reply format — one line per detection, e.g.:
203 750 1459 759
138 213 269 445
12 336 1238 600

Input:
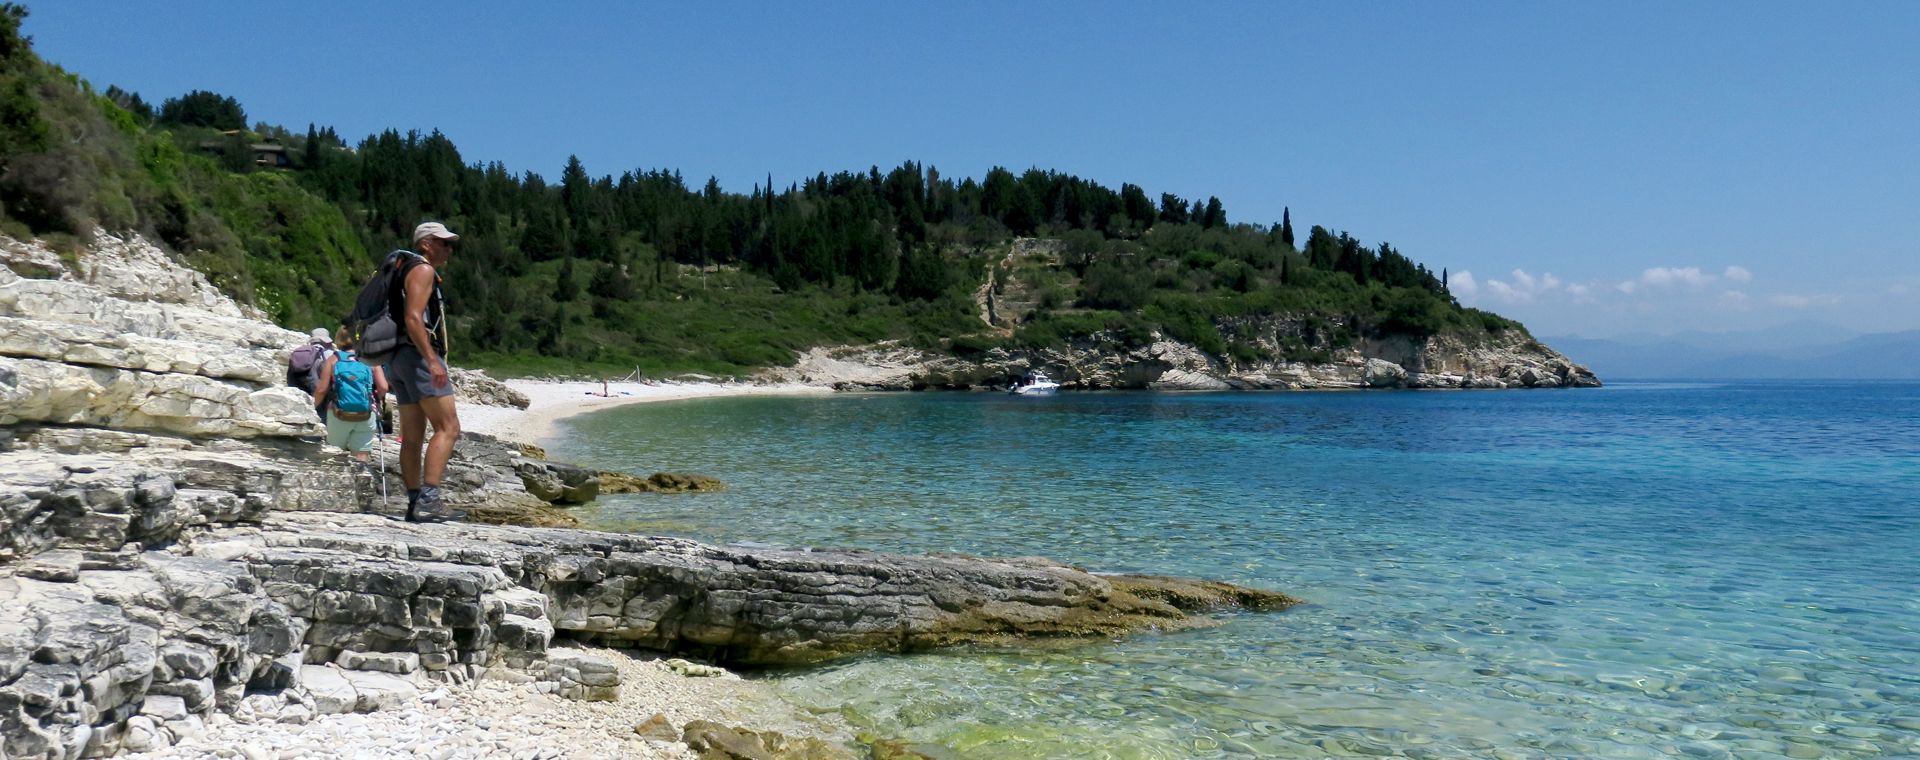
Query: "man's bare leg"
404 394 462 521
417 394 461 486
399 402 426 491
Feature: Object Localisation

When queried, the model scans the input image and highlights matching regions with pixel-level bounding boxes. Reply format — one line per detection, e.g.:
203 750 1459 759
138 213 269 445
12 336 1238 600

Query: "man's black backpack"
344 250 422 368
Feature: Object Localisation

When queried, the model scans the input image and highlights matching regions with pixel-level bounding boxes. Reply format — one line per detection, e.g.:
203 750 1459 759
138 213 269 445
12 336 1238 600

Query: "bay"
556 381 1920 758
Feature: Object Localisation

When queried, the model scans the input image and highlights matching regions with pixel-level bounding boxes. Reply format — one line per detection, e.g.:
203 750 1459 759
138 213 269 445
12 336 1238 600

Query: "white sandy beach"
461 380 834 447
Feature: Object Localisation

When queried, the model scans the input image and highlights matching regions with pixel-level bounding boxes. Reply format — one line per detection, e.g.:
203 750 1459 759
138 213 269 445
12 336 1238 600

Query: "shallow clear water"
556 382 1920 758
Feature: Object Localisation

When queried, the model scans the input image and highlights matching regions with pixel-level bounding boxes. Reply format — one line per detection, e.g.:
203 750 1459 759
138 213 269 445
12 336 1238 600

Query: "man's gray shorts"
390 345 454 405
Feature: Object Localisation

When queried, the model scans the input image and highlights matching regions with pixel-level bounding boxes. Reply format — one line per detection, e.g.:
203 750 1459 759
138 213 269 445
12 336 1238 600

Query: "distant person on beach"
391 221 462 522
311 327 387 463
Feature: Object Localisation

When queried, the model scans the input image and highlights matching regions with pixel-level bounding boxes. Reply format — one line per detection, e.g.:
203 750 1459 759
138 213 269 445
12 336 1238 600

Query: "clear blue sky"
27 1 1919 338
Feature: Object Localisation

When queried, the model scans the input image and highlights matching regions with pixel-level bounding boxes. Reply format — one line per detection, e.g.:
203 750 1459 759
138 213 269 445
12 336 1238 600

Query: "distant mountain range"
1543 321 1920 380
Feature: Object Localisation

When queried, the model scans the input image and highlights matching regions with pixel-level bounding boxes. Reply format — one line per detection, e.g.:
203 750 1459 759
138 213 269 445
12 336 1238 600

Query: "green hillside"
0 5 1520 378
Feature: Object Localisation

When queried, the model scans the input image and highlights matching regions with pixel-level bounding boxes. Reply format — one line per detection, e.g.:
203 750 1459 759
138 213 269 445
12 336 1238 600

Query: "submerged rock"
682 719 860 760
600 471 728 495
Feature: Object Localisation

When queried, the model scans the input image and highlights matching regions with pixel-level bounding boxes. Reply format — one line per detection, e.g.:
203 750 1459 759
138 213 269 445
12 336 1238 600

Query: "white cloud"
1471 268 1569 305
1640 266 1714 288
1450 270 1479 297
1485 279 1526 302
1445 259 1852 335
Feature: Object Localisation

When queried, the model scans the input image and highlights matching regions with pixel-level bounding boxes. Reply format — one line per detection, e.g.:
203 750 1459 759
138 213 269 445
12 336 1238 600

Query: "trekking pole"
377 410 389 511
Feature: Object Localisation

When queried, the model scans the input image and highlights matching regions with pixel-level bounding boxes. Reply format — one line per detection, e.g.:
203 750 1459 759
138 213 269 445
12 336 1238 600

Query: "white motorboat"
1008 370 1061 396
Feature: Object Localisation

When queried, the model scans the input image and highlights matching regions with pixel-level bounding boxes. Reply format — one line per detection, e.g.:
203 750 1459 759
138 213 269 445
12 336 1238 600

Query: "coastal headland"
1 232 1296 758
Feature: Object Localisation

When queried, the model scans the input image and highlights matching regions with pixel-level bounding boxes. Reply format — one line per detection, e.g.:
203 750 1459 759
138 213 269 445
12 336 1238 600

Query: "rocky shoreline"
760 241 1598 392
2 232 1298 758
767 332 1599 392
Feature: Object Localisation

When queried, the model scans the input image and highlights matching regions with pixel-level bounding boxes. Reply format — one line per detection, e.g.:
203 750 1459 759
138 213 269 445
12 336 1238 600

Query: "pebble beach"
126 645 855 760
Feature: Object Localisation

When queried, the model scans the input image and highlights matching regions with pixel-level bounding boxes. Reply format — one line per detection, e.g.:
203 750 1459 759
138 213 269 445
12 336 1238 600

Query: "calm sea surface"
555 382 1920 759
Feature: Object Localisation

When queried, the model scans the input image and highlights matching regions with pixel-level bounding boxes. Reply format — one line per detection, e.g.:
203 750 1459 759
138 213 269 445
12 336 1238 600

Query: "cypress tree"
302 123 321 169
554 257 577 302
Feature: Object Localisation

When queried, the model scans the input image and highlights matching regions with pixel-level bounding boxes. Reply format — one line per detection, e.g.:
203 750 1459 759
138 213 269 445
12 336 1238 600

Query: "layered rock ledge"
1 450 1294 757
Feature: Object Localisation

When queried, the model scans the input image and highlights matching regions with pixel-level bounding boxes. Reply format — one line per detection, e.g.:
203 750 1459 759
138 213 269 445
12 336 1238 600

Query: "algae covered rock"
682 719 859 760
462 498 580 528
600 470 728 494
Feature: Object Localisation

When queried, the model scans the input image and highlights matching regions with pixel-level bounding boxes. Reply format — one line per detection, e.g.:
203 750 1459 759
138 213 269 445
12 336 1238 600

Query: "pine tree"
103 85 154 124
1304 225 1336 270
1203 196 1226 229
1158 193 1188 225
157 89 247 131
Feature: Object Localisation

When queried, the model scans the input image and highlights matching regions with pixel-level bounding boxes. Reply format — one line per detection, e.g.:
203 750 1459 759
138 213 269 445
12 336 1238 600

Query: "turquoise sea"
556 381 1920 759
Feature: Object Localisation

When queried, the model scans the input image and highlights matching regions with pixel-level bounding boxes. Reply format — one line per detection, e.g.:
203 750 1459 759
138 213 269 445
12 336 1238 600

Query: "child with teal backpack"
312 327 389 463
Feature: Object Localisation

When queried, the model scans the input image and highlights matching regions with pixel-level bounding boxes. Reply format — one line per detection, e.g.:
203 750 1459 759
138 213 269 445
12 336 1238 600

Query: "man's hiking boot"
406 485 464 523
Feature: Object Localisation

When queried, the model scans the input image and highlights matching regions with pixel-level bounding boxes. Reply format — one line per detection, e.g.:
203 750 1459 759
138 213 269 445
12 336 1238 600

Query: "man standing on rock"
392 221 463 522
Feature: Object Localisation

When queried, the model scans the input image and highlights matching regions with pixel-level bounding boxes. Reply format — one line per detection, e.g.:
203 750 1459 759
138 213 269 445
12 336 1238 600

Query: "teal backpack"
331 351 375 421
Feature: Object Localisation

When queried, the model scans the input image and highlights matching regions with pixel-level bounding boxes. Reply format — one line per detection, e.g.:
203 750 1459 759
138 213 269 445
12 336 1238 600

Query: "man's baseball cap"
412 222 460 244
308 328 331 343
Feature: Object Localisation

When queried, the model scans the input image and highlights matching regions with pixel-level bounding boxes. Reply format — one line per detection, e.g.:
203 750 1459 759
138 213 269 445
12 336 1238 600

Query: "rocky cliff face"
770 321 1600 392
786 237 1596 392
0 232 1294 758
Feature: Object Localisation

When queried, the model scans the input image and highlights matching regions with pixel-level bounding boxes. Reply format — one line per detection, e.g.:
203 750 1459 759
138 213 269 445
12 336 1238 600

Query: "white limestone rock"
1363 357 1408 388
0 357 320 438
140 694 190 722
343 670 420 712
300 666 359 716
337 650 421 675
0 316 284 384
